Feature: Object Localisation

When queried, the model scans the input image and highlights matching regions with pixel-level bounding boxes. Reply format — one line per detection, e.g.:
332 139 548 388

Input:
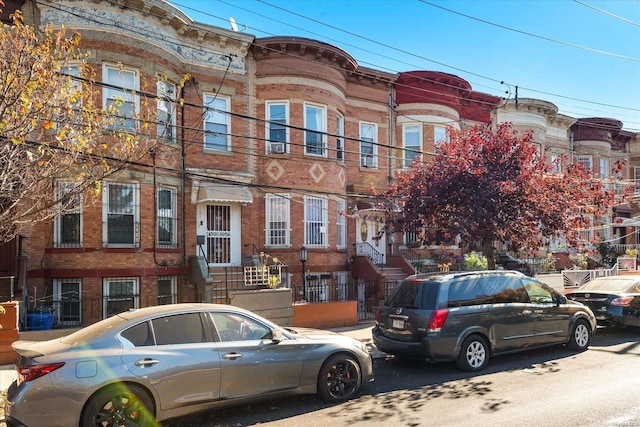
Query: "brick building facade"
1 0 638 327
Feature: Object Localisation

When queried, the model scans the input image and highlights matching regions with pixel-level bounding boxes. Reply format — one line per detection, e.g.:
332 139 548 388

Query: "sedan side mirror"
271 329 284 343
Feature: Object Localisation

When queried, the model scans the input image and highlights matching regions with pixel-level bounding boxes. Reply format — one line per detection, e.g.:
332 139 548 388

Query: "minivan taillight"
428 309 449 333
18 362 65 383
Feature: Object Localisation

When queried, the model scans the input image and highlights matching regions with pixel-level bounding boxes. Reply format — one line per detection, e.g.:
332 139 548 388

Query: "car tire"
567 319 591 351
317 353 362 403
81 383 155 427
457 335 489 372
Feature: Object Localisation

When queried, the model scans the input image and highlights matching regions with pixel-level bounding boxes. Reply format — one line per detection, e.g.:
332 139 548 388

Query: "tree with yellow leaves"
0 6 156 242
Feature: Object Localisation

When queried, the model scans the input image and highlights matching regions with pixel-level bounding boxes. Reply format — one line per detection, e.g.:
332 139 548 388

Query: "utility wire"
419 0 640 62
42 0 640 128
573 0 640 27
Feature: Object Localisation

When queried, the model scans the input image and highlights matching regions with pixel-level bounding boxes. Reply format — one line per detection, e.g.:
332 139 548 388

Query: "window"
157 276 177 305
360 122 377 168
304 273 330 303
209 311 271 342
265 194 290 247
336 198 346 248
204 94 230 151
266 101 288 154
550 154 562 174
304 196 328 247
304 103 326 156
103 64 139 131
152 313 207 345
599 158 609 179
578 214 594 243
54 182 82 248
577 155 593 172
102 182 139 247
157 187 177 248
157 80 176 142
635 167 640 194
336 113 344 161
53 278 81 326
103 277 139 318
403 123 421 168
434 125 449 147
57 64 82 127
121 313 207 346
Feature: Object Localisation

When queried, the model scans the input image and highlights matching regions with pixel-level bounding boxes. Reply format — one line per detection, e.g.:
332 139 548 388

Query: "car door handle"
135 358 159 367
222 352 243 360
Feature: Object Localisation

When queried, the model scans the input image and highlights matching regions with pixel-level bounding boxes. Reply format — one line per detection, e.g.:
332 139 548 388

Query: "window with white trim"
550 154 562 174
304 103 327 156
157 276 177 305
578 214 594 244
304 196 328 247
635 167 640 194
157 80 176 142
102 182 139 247
266 101 289 154
157 186 177 248
103 64 139 131
360 122 377 168
434 125 449 149
103 277 139 318
204 94 230 151
577 155 592 172
265 193 290 247
336 113 344 161
53 278 82 326
599 158 609 179
336 198 346 248
57 64 82 127
403 123 421 168
54 181 82 248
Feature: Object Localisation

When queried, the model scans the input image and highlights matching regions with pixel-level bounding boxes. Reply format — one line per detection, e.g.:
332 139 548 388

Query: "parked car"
372 270 595 372
566 276 640 327
495 253 532 275
4 303 373 427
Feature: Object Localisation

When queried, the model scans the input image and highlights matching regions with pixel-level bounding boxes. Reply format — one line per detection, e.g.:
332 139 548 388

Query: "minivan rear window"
386 280 438 310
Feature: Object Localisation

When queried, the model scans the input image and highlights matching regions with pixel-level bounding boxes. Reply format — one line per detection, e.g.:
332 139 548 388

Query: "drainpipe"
180 84 187 270
388 91 395 185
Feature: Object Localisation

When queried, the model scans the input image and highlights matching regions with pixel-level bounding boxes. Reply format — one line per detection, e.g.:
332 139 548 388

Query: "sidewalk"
0 321 384 394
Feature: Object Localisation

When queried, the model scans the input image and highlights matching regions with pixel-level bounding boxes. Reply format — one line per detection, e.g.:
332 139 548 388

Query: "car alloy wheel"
457 335 489 372
81 384 156 427
317 354 362 402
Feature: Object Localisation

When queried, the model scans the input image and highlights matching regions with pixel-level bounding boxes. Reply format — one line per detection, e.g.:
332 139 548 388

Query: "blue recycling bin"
26 313 54 330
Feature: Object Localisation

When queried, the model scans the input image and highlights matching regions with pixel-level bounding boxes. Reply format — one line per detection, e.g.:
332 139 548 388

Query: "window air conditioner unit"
270 142 285 154
361 155 374 168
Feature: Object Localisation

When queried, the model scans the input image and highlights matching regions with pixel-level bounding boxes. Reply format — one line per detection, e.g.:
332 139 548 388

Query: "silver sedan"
3 303 373 426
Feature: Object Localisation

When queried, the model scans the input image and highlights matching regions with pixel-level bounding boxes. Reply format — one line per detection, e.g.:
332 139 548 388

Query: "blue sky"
171 0 640 132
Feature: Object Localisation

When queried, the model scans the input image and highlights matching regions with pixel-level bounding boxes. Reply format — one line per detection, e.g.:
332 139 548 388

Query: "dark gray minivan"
372 270 596 371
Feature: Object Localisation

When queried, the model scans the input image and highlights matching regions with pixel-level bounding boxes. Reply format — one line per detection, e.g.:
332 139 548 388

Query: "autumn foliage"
0 7 153 241
384 122 631 266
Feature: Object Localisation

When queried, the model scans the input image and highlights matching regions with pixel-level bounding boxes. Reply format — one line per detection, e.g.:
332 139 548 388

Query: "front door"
356 215 386 263
196 204 242 266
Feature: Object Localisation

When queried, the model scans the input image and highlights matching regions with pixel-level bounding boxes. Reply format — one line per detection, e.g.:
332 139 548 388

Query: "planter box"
228 288 293 326
292 301 358 329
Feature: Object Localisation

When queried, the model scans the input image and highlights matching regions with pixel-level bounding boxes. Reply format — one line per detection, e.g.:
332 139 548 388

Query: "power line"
419 0 640 62
573 0 640 27
42 0 640 128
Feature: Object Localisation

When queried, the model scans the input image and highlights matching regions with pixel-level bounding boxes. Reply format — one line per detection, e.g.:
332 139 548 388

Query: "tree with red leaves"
384 122 630 269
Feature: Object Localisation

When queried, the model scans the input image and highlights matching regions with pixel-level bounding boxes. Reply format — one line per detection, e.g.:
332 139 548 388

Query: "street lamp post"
299 246 308 298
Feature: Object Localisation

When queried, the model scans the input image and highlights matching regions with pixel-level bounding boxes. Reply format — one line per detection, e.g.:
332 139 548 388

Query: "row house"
0 0 638 328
